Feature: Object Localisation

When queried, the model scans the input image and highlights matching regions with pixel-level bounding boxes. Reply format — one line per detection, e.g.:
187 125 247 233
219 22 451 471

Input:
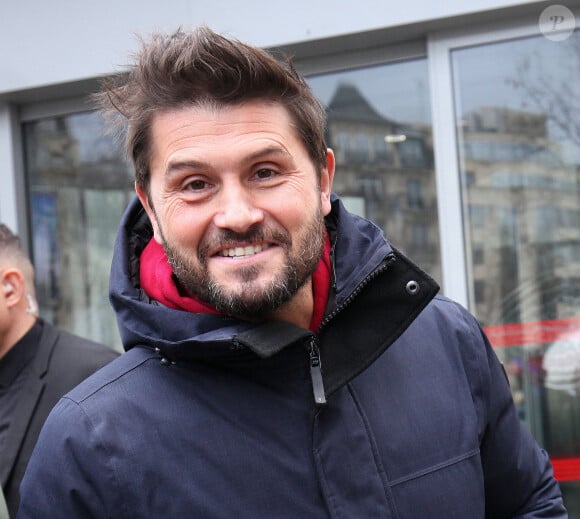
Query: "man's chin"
206 282 293 318
209 260 273 284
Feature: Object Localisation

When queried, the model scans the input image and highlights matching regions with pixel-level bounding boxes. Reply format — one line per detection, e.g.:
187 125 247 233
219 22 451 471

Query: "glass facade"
308 59 441 281
453 31 580 513
23 112 133 350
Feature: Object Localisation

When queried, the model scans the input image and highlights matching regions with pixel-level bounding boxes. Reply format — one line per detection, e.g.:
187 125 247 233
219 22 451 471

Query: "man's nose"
213 184 265 232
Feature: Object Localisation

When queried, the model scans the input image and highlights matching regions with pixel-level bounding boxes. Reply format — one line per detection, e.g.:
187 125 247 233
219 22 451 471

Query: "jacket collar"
110 196 439 396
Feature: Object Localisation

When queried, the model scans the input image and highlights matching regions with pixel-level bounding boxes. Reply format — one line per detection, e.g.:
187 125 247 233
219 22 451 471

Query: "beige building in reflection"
459 106 580 327
26 116 132 344
325 83 441 282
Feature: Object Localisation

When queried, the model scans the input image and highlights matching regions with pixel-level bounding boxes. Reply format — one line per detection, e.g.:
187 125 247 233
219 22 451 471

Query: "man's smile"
216 243 273 258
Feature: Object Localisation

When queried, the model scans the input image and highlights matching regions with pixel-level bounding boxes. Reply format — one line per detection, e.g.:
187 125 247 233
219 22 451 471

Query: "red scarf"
139 233 331 332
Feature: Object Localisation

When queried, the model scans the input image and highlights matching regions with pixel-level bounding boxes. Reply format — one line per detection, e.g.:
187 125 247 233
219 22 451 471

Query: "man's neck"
267 280 314 330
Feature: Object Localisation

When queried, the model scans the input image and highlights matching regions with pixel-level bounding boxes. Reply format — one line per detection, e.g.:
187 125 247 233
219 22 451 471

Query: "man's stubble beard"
158 207 326 320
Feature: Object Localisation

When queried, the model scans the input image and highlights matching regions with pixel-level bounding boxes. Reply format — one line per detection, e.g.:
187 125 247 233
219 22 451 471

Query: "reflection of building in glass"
325 83 440 280
25 113 133 347
460 106 580 328
461 106 580 450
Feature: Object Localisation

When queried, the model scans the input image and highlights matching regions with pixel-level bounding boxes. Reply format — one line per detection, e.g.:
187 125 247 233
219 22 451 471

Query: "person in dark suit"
0 223 119 517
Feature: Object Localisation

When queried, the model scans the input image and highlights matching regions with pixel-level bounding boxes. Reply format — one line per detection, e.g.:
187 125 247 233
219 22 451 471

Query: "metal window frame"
20 95 93 122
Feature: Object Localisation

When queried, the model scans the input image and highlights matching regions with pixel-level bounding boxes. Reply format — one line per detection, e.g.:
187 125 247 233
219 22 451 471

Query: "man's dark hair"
0 223 34 284
0 224 24 258
95 26 328 192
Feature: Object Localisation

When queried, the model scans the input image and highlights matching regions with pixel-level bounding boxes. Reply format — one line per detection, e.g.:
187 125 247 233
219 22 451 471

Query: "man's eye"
187 179 207 190
255 169 275 180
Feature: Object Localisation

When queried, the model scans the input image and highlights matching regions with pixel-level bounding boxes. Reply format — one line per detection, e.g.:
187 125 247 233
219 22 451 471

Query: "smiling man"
18 27 566 518
139 101 331 326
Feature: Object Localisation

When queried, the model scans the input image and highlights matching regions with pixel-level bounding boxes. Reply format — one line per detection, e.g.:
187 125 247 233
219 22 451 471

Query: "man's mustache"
199 224 291 257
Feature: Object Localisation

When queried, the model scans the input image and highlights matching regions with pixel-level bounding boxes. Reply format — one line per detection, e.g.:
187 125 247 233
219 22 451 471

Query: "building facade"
1 0 580 512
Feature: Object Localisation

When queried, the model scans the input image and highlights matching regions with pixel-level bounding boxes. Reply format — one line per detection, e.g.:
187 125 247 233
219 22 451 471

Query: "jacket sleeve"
16 397 116 519
471 321 567 518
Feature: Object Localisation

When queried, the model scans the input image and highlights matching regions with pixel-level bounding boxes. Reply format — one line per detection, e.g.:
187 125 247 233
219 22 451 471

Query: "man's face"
137 101 334 322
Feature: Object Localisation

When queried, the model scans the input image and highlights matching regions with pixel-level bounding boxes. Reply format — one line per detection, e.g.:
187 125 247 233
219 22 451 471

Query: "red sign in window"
551 458 580 482
484 317 580 348
483 318 580 483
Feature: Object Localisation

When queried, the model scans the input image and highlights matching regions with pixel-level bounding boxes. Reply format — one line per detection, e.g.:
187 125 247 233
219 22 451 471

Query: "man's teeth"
219 244 268 257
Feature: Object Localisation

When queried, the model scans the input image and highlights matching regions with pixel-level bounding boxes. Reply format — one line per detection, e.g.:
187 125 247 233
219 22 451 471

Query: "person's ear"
135 183 163 244
320 149 335 217
1 269 25 308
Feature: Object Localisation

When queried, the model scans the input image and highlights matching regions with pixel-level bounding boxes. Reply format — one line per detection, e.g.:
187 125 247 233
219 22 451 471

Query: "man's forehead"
149 102 306 167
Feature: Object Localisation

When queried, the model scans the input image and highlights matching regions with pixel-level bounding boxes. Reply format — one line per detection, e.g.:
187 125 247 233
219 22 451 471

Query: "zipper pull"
309 337 326 405
330 241 337 290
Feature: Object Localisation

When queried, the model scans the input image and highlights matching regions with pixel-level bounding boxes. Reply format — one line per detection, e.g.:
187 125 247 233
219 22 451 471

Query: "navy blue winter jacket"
18 196 566 518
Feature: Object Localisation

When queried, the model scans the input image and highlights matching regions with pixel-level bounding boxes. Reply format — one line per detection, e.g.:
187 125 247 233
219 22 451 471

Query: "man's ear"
320 149 335 217
135 183 163 244
1 269 25 308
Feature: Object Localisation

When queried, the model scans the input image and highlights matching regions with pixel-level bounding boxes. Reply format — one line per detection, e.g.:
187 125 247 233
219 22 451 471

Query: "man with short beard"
18 27 566 518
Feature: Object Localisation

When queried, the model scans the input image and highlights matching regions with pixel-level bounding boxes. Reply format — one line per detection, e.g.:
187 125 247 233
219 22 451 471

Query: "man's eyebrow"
244 145 291 163
165 146 291 176
165 160 207 177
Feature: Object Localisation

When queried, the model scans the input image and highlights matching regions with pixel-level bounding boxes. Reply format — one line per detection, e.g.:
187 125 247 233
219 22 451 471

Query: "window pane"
453 32 580 506
308 59 441 282
23 111 133 350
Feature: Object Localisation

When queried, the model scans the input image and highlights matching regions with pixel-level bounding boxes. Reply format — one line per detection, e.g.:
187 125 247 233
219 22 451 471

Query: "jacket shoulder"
63 346 156 404
420 294 485 340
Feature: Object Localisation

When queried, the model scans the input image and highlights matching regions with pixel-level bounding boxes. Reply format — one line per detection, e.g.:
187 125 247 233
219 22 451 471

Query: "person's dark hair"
0 223 34 284
95 26 328 192
0 224 23 258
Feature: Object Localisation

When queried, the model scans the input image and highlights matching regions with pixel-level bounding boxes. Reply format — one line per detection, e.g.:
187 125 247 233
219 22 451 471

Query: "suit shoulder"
44 327 119 372
51 327 119 359
36 322 120 391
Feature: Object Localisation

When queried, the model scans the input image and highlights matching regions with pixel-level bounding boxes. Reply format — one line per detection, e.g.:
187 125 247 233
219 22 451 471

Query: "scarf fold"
139 233 331 332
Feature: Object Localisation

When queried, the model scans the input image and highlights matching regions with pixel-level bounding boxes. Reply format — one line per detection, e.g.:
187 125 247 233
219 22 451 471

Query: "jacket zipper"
307 252 396 405
309 336 326 405
320 252 396 331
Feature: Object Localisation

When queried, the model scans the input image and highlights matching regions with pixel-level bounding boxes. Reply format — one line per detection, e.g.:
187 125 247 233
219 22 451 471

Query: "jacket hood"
110 195 392 353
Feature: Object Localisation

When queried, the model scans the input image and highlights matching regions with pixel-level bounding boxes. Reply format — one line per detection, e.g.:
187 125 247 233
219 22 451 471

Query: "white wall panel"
0 0 544 94
0 105 20 233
